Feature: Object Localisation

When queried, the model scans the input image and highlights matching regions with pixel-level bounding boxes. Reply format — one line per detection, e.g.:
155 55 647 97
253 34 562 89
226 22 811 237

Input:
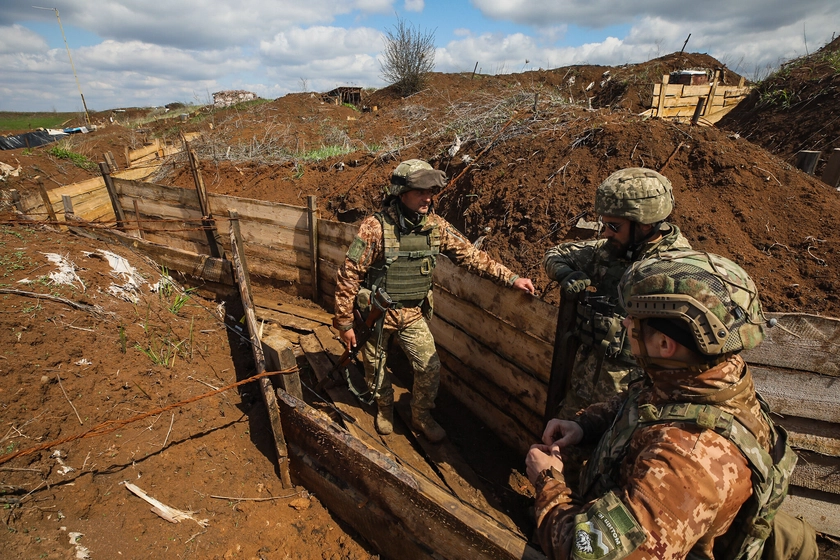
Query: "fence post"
188 149 224 259
99 162 126 230
307 195 320 304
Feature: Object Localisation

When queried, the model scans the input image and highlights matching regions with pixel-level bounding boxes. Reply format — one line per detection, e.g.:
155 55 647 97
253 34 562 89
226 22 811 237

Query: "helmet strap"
626 221 663 259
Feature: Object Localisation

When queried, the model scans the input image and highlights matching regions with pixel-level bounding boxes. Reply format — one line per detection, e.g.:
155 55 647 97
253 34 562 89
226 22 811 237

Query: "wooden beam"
260 328 303 400
656 74 669 117
99 162 125 229
307 195 320 304
795 150 820 175
229 210 292 488
188 148 224 259
37 179 58 226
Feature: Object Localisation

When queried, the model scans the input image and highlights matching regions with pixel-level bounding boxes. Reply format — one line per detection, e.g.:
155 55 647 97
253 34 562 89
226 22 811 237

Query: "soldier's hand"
526 444 564 485
339 329 357 352
542 418 584 448
512 277 535 294
560 271 591 295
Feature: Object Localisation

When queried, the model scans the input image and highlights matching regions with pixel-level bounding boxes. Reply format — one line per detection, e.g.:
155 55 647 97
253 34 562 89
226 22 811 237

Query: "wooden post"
307 195 320 304
188 149 225 259
61 195 75 220
691 97 707 125
229 210 292 488
795 150 821 175
104 151 118 172
656 74 669 118
544 293 581 423
124 146 131 169
471 61 478 79
99 162 126 229
37 180 58 225
704 70 720 117
133 199 145 239
9 190 23 214
820 148 840 188
262 332 303 400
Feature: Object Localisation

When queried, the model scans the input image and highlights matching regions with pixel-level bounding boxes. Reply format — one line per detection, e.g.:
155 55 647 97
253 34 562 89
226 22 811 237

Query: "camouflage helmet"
388 159 446 197
595 168 674 224
618 251 765 356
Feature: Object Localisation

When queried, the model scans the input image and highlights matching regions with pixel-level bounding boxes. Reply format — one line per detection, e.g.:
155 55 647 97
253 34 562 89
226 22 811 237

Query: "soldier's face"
600 215 632 253
401 189 433 214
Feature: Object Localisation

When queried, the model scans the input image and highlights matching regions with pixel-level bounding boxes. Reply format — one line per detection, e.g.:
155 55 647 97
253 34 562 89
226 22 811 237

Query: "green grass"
299 144 352 162
47 141 97 171
0 112 79 133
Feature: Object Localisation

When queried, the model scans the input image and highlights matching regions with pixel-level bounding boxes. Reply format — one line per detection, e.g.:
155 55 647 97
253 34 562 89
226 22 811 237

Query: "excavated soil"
2 45 840 559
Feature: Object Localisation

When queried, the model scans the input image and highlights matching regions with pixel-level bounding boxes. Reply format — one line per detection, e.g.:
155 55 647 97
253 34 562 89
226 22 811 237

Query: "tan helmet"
388 159 446 197
594 168 674 224
618 251 766 356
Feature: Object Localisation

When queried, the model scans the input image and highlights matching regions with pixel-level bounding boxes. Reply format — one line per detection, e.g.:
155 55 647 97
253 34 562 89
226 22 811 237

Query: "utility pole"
33 6 92 128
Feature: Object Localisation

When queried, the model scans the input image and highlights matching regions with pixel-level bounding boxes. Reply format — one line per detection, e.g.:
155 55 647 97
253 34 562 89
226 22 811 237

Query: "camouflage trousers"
555 346 642 421
360 317 440 411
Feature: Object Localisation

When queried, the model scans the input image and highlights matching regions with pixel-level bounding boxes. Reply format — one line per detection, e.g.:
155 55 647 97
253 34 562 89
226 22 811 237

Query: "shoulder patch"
571 491 645 559
346 236 367 264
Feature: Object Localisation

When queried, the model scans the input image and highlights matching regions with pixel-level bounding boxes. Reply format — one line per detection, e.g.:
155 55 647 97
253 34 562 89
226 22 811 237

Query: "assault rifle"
330 288 393 377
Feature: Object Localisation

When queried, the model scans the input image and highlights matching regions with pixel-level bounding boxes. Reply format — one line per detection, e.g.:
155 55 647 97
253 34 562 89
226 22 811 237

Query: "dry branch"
123 482 208 527
0 288 111 319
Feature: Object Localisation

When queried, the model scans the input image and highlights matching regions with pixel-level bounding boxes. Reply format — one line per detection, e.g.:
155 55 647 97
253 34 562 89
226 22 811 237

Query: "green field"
0 112 82 134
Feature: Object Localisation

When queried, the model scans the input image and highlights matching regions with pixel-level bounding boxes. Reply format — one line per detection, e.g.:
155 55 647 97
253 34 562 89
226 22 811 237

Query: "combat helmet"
595 168 674 224
388 159 446 197
618 250 766 356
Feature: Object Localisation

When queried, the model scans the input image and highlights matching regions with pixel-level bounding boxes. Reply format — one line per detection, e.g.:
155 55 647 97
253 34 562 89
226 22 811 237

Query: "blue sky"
1 0 836 113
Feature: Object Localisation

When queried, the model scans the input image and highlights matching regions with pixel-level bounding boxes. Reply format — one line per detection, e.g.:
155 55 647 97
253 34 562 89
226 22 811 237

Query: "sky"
1 0 837 113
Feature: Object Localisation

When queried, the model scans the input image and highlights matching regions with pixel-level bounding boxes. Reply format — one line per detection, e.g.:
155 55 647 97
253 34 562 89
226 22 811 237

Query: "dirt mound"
719 36 840 173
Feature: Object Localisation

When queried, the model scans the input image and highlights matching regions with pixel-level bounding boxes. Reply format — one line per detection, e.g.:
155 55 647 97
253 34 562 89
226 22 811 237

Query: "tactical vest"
364 211 440 306
580 374 797 560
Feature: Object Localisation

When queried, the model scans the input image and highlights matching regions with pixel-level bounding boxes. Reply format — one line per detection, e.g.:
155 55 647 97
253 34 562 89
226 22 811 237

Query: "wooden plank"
775 416 840 457
252 296 333 324
66 225 233 285
438 348 545 442
430 315 546 417
235 219 311 254
788 450 840 495
138 230 208 256
128 141 162 162
440 363 538 458
389 376 523 535
434 286 552 382
298 333 388 455
318 238 348 267
781 488 840 538
821 148 840 188
290 449 437 560
260 325 303 400
208 193 308 228
307 196 320 304
117 194 203 223
434 258 556 344
255 307 321 332
317 218 356 247
742 313 840 376
114 178 200 206
752 366 840 423
276 392 545 560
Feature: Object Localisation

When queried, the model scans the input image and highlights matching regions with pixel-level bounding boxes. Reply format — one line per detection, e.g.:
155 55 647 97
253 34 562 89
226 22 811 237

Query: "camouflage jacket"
534 355 772 559
543 223 691 318
334 205 520 329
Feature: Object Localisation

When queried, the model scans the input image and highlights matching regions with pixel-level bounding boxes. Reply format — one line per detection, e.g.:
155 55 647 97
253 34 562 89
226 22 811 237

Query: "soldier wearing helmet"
527 251 817 560
543 168 692 428
334 159 535 442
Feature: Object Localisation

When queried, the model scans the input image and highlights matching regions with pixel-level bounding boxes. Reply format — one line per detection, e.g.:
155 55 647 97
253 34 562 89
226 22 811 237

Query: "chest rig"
364 211 441 307
575 259 635 364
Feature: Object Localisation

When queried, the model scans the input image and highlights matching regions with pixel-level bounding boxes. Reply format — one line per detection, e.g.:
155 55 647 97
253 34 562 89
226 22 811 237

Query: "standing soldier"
334 159 535 442
544 168 692 422
527 251 817 559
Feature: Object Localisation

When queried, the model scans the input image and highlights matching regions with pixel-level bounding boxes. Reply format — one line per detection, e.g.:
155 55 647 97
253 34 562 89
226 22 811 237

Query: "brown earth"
1 44 840 559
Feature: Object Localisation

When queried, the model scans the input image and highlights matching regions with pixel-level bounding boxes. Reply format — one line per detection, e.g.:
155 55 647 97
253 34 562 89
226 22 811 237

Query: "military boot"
375 404 393 435
411 408 446 443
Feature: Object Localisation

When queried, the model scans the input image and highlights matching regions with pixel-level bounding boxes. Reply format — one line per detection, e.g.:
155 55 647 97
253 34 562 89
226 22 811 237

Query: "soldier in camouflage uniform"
526 251 817 559
543 168 692 423
334 159 535 442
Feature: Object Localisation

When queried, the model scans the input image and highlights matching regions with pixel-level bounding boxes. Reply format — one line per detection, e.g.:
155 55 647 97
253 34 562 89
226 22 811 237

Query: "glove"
560 271 591 295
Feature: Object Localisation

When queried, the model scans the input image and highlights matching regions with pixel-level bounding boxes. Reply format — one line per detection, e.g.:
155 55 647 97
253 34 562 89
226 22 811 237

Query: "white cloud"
0 24 49 55
404 0 424 12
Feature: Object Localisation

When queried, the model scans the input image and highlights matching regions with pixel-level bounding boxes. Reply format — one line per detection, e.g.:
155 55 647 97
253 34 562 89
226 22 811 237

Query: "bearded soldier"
544 168 692 421
526 251 817 560
333 159 535 442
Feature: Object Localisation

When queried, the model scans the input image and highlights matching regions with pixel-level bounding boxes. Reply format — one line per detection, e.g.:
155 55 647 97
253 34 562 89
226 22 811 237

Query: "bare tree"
380 17 436 97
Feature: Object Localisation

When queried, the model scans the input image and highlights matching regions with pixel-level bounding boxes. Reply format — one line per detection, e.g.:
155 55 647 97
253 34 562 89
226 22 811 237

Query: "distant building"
322 86 362 107
212 90 259 108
